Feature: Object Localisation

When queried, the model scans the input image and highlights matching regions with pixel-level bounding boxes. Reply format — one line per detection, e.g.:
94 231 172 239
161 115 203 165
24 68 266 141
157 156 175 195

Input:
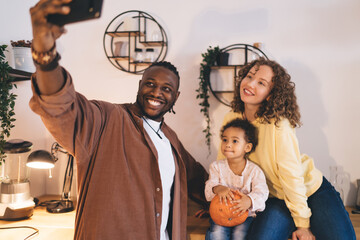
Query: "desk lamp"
27 142 74 213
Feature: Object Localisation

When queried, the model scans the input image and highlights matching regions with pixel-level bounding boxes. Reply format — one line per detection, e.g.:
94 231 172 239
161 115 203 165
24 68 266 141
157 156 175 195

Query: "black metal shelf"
105 31 145 38
211 65 243 70
103 10 168 74
9 68 32 82
208 44 268 106
139 41 165 47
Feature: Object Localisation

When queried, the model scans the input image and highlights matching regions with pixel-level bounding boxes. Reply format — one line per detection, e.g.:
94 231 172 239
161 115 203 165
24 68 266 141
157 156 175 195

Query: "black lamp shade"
26 150 55 169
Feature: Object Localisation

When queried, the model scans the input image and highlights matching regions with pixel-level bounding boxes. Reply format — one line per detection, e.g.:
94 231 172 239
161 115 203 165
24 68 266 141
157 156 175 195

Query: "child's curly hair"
221 118 258 154
231 58 301 128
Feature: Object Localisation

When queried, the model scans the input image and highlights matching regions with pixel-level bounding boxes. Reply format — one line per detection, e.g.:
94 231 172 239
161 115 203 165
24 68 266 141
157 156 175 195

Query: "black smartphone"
47 0 104 26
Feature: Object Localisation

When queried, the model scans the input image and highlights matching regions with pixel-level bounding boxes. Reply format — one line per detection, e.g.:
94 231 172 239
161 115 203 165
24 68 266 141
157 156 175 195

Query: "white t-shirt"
143 118 175 240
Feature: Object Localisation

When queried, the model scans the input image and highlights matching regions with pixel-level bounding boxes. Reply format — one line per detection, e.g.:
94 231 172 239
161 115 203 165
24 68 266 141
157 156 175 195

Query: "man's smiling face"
136 66 180 122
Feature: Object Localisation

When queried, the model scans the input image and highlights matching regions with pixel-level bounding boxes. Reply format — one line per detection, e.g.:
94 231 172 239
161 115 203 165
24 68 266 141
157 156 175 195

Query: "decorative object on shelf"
216 52 229 66
145 48 156 62
113 41 128 56
103 10 168 74
196 46 221 153
197 44 268 152
134 48 144 63
10 40 35 73
0 45 17 168
151 31 161 41
27 142 75 213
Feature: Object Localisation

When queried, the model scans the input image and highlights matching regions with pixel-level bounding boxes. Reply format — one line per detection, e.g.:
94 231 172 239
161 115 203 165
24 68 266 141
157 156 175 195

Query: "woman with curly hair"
217 58 355 240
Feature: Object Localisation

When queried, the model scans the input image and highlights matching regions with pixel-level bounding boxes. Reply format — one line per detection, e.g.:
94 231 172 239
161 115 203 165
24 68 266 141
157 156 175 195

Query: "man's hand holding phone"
30 0 71 52
30 0 103 52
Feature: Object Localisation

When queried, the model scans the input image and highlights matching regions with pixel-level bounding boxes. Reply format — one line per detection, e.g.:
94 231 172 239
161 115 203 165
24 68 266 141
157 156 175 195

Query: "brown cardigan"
29 70 208 240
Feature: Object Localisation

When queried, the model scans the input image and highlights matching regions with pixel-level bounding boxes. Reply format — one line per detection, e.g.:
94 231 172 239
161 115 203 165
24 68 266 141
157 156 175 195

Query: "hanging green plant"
196 46 220 153
0 44 17 165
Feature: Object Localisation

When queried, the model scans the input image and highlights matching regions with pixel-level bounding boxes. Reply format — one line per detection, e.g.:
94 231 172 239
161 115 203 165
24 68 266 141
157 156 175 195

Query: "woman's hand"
292 227 315 240
230 191 252 216
213 185 234 205
30 0 72 52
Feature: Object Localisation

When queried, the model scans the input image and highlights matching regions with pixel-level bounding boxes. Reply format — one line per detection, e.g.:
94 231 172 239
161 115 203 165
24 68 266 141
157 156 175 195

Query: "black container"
216 52 230 66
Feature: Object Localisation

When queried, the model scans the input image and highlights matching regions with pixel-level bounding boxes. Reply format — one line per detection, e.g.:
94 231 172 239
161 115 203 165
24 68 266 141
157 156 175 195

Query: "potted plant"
0 44 17 173
216 51 229 66
10 40 34 73
10 40 32 48
196 46 221 153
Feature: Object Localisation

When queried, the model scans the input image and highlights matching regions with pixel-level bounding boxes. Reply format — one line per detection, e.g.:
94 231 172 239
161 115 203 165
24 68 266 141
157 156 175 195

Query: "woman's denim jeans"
246 177 356 240
205 216 253 240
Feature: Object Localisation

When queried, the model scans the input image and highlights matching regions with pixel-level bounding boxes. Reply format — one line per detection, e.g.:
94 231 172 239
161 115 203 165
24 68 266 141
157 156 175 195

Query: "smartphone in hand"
47 0 104 26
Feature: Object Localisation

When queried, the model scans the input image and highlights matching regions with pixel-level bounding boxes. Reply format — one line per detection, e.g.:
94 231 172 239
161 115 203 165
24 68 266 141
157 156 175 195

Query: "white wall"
1 0 359 206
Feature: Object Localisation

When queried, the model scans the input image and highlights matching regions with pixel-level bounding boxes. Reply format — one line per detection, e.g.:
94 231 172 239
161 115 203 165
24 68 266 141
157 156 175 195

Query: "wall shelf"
109 56 129 60
105 31 145 38
211 65 243 70
139 41 165 47
208 44 268 106
103 10 168 74
9 68 32 82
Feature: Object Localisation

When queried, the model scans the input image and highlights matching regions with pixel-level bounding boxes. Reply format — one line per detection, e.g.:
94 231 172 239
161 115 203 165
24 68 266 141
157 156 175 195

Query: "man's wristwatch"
31 43 60 71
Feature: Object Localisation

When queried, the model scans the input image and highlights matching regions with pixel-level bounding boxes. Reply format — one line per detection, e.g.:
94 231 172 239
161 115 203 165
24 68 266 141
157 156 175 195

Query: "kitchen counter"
0 195 75 240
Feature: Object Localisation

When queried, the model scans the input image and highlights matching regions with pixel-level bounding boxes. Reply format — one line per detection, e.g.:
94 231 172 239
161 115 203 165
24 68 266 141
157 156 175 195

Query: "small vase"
114 41 124 56
113 41 128 56
216 52 230 66
13 47 35 72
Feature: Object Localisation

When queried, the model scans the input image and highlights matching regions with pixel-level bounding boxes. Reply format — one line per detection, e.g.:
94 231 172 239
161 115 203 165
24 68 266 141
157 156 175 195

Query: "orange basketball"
209 192 249 227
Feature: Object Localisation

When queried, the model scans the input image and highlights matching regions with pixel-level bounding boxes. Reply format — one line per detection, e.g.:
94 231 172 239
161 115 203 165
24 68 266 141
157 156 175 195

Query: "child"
205 118 269 240
219 58 356 240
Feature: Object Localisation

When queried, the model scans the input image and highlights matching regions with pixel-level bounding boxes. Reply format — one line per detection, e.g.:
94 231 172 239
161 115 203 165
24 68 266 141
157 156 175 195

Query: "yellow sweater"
217 112 323 228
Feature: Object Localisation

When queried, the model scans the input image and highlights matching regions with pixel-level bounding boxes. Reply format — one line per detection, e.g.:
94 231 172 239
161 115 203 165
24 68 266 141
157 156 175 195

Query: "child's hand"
230 191 252 216
213 185 235 205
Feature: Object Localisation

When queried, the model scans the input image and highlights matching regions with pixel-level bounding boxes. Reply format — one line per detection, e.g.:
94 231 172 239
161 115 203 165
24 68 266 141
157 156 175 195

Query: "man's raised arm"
30 0 72 95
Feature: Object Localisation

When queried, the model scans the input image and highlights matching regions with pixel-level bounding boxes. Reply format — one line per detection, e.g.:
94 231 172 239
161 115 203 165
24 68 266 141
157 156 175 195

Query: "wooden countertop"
1 196 359 240
0 195 75 240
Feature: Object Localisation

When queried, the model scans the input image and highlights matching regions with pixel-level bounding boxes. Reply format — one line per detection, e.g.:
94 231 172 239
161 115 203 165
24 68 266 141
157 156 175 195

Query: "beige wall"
1 0 360 206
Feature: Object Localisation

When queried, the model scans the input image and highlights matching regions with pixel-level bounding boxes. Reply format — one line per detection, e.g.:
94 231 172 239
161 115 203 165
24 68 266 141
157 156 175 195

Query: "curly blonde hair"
231 58 301 128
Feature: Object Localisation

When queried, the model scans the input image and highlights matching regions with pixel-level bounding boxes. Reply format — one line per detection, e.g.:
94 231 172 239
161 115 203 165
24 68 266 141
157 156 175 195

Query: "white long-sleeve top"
205 159 269 217
218 112 323 227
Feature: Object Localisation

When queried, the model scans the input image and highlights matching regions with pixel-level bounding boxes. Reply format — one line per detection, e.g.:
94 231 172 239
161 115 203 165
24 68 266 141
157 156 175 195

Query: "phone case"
47 0 103 26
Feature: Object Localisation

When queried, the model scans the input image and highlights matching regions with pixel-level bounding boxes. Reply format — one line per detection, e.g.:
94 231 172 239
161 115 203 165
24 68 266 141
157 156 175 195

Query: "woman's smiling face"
239 64 274 109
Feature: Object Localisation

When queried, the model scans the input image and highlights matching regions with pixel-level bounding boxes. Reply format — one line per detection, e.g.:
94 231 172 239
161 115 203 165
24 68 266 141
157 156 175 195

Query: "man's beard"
135 94 174 120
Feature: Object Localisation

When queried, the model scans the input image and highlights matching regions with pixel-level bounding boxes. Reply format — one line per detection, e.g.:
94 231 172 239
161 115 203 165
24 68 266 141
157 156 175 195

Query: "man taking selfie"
29 1 208 239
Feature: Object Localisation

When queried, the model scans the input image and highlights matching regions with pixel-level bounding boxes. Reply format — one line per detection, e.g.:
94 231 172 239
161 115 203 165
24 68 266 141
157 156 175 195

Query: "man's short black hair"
220 118 258 153
147 61 180 89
